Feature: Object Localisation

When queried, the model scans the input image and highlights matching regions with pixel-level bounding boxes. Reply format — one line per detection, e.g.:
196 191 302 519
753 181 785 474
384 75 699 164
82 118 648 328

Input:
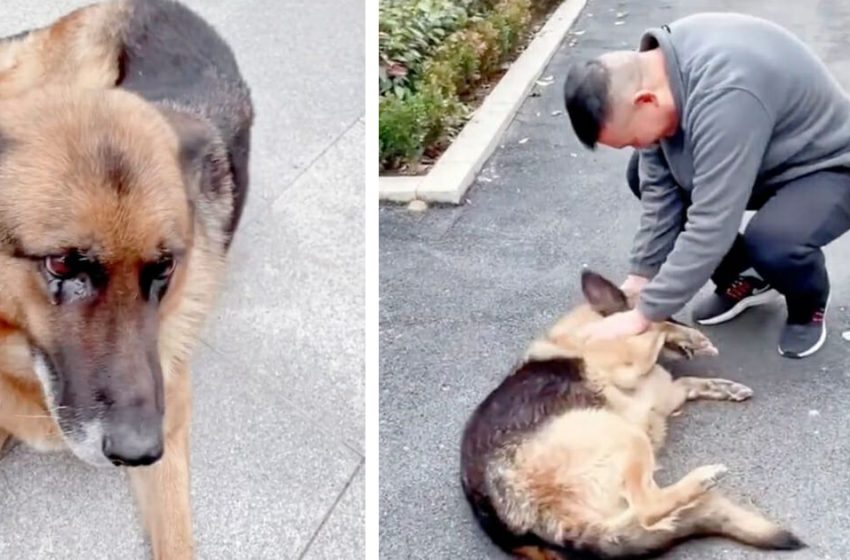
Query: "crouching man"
564 12 850 358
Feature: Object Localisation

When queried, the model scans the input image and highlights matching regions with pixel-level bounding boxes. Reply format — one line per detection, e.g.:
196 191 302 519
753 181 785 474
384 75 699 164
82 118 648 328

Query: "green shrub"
422 32 481 98
379 0 477 98
379 85 463 170
379 0 549 171
490 0 531 54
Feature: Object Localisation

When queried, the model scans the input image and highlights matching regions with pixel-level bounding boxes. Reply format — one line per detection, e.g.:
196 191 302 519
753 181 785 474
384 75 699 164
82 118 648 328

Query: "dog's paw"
696 342 719 357
694 463 728 491
687 335 718 357
667 327 719 359
711 379 754 401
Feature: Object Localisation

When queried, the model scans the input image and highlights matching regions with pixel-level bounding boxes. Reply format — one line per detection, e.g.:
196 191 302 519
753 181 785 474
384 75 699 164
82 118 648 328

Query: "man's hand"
620 274 649 296
579 308 652 342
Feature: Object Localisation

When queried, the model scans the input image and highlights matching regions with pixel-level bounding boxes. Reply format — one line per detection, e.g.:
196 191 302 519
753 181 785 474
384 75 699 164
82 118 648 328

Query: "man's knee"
743 222 806 269
626 150 640 200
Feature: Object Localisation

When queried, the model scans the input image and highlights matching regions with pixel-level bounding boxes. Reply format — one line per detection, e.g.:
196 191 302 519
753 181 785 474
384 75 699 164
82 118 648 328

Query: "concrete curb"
378 0 588 205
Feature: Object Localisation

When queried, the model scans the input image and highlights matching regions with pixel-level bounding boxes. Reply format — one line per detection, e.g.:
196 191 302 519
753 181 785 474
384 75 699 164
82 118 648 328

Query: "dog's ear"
159 107 215 199
581 269 629 316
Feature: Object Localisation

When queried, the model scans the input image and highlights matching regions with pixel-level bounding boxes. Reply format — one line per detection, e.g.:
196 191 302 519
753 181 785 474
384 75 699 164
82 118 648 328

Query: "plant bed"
378 0 587 204
379 0 566 176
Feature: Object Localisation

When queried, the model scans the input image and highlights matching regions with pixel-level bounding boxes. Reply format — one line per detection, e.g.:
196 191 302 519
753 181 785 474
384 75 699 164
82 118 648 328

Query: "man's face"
597 91 671 149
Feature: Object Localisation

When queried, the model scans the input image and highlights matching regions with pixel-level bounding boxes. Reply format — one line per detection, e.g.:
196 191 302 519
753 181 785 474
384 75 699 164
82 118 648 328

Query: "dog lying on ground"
0 1 252 558
460 270 804 559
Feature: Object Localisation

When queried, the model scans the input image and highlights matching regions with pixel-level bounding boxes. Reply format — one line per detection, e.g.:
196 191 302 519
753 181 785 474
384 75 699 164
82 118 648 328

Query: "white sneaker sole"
695 289 780 326
779 324 827 359
778 295 830 359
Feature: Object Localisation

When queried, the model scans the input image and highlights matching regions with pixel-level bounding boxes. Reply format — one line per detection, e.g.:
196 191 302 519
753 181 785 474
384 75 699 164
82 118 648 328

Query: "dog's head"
0 87 214 467
525 270 717 378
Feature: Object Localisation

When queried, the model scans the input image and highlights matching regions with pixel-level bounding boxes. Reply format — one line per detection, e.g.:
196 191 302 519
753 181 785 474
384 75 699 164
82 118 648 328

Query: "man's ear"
633 90 658 107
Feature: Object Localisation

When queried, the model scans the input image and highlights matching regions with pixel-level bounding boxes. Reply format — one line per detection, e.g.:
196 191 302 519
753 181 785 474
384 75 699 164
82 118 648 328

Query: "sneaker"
779 300 828 359
692 275 779 326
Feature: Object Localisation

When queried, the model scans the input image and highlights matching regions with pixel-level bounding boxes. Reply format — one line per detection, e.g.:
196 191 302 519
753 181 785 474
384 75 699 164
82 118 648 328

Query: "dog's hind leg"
622 434 728 530
608 490 804 556
676 377 754 402
127 369 193 560
667 491 805 550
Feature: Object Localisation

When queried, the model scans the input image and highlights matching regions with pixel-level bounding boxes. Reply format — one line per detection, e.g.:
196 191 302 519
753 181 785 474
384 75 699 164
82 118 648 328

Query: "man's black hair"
562 59 610 149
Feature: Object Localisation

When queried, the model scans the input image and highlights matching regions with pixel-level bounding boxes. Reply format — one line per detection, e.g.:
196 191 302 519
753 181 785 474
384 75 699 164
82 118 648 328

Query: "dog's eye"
41 252 98 305
141 254 177 302
44 254 80 279
152 255 175 280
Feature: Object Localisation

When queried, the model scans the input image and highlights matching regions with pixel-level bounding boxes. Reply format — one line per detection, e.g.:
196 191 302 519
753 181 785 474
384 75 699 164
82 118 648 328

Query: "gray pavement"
380 0 850 558
0 1 364 559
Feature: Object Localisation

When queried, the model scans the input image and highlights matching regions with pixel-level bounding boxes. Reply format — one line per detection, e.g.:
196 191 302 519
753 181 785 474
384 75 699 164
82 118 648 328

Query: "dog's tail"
462 483 577 560
510 544 572 560
679 492 805 551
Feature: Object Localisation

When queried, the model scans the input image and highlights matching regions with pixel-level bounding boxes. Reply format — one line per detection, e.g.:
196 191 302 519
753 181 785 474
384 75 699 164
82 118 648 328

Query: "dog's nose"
102 420 164 467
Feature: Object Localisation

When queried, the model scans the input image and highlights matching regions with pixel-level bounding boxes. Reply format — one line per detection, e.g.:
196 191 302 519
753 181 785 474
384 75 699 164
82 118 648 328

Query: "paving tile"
204 121 365 454
301 463 364 560
190 350 361 559
178 0 366 226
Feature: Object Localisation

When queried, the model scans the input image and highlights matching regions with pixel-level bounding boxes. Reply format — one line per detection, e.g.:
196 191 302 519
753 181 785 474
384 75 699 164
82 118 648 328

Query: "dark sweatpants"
626 150 850 320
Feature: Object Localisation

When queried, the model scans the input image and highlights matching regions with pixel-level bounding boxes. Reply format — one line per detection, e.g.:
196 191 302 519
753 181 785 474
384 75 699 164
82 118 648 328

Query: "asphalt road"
0 1 364 559
380 0 850 558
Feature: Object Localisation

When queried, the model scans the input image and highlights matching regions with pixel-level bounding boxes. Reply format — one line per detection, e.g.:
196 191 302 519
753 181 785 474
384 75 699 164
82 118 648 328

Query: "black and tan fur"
0 1 252 558
461 271 804 559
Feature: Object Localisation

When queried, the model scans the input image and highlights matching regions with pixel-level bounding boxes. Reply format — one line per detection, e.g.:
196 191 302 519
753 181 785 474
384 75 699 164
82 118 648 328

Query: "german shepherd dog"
0 1 252 558
461 271 804 559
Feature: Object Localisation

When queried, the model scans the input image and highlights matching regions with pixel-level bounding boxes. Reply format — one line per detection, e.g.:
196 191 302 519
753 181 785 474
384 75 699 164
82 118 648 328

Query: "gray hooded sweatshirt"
630 13 850 321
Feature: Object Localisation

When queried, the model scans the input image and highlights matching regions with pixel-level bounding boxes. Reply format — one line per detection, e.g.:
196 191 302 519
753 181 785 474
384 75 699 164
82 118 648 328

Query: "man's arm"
628 145 687 280
636 88 774 321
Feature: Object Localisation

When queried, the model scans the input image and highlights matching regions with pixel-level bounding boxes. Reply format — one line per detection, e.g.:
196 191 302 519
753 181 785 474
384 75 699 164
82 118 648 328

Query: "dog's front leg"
128 369 194 560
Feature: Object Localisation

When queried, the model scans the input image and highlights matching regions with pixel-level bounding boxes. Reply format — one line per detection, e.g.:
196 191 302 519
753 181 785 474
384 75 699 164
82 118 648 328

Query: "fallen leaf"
551 110 563 116
387 62 408 78
407 199 428 212
518 137 529 144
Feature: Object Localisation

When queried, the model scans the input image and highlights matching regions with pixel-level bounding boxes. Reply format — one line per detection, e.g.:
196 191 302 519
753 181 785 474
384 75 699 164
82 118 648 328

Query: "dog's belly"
504 409 645 541
613 366 677 420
